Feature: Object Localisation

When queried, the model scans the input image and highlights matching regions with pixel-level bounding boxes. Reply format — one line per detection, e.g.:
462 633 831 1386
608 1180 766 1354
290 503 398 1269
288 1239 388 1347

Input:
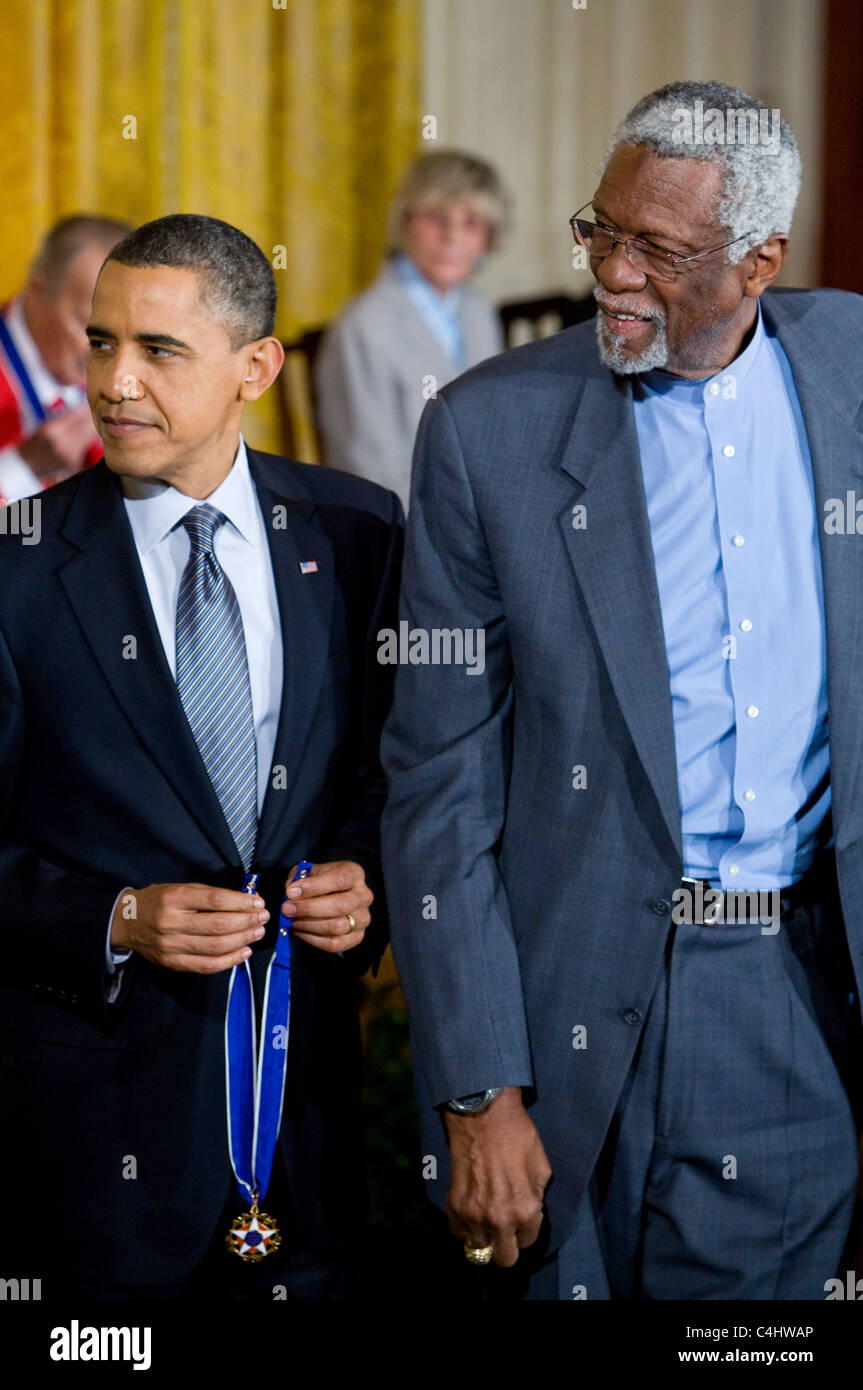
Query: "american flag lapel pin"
299 559 318 574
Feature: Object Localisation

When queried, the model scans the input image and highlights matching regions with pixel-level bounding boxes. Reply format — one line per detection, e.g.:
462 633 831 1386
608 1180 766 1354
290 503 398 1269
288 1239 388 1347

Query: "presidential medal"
224 864 312 1262
226 1197 281 1262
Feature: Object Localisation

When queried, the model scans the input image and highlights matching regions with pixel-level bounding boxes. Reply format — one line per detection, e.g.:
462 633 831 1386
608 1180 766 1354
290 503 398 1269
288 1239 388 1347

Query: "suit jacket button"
651 899 671 915
621 1007 643 1026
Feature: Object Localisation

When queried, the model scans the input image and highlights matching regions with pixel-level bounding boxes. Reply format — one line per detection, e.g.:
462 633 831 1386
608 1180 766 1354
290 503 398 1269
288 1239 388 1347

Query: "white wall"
422 0 824 302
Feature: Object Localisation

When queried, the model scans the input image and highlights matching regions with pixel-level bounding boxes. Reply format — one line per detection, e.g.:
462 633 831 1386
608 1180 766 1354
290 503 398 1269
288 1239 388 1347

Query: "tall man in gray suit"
381 81 863 1300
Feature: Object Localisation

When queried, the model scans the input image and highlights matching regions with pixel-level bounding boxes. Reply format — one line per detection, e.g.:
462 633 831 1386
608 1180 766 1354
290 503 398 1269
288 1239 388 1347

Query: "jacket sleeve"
380 393 534 1106
0 619 133 1023
315 314 413 514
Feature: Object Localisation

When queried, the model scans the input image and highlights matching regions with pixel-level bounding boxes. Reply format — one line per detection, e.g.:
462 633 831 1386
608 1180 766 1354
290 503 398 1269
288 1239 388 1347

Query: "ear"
239 337 285 402
23 269 51 303
743 234 788 298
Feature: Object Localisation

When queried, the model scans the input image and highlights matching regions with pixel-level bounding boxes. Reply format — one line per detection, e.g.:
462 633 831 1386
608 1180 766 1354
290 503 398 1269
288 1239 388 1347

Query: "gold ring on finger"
464 1242 494 1265
346 912 356 931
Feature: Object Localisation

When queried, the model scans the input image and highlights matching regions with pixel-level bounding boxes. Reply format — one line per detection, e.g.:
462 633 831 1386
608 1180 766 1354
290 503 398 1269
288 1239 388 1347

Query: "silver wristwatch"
445 1087 504 1115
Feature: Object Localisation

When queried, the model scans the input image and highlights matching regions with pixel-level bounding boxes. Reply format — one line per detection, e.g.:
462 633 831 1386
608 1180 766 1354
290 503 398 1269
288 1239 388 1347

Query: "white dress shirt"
0 297 85 503
106 437 284 975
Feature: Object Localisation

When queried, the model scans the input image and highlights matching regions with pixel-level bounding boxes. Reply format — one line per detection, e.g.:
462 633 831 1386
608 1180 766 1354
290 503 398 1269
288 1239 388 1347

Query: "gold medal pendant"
225 1196 281 1262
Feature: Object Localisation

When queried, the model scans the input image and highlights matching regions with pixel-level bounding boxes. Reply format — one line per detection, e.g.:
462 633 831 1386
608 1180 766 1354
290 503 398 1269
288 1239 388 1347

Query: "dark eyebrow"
591 206 698 254
85 326 192 352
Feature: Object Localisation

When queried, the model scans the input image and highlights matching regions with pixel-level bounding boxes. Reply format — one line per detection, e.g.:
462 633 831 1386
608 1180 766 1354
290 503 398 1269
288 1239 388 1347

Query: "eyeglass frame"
569 202 758 277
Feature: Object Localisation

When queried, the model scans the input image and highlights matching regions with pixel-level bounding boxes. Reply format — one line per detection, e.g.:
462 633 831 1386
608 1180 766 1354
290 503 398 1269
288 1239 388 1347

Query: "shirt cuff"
106 887 134 973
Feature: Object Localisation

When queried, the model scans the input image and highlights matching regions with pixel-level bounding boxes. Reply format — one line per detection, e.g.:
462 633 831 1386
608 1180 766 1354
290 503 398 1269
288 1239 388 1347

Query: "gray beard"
595 310 670 375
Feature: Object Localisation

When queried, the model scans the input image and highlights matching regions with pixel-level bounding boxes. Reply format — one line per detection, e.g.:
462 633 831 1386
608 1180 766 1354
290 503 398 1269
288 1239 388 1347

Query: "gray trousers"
529 865 861 1300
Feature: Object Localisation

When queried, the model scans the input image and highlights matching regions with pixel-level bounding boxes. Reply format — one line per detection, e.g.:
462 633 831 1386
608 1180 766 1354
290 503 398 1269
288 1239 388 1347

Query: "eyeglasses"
569 203 756 283
410 207 490 237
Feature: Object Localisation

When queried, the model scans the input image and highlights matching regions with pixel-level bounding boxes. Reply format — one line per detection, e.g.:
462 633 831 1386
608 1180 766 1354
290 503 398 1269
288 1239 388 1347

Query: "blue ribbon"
225 861 313 1206
0 315 48 423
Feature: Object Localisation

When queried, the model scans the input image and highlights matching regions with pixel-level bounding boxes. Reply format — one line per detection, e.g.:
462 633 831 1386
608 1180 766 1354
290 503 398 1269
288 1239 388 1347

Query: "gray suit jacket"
315 261 503 513
380 287 863 1251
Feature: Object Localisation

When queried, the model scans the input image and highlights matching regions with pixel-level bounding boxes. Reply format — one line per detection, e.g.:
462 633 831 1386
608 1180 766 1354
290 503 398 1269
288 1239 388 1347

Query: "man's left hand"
281 860 372 953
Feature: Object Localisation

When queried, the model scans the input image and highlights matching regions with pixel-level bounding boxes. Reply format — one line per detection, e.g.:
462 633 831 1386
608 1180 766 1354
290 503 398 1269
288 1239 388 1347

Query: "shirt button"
746 704 759 718
744 789 756 802
739 618 752 632
621 1007 643 1026
722 444 735 458
728 863 740 877
708 382 720 396
732 534 745 548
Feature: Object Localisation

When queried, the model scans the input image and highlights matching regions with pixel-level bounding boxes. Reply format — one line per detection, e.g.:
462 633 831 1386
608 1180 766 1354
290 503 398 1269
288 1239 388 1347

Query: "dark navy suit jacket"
0 447 403 1286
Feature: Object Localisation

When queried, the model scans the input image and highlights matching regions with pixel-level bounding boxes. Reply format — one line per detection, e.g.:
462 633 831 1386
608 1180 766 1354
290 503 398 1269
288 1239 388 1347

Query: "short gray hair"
601 80 801 262
386 149 511 256
31 214 132 290
105 213 276 349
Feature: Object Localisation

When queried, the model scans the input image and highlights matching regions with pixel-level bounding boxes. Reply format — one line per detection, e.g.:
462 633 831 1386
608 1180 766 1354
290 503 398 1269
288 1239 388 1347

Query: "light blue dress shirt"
633 303 831 890
393 253 467 372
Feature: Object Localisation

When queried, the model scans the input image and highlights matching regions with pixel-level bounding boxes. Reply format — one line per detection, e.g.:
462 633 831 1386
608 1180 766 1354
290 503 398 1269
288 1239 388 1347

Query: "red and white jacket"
0 298 101 506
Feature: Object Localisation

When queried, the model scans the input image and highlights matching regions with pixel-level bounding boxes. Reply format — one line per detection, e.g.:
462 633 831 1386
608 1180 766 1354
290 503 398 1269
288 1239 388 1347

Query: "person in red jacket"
0 214 131 505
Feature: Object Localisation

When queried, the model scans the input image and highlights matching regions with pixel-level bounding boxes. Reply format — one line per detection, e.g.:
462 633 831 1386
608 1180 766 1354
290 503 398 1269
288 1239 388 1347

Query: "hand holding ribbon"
280 859 372 953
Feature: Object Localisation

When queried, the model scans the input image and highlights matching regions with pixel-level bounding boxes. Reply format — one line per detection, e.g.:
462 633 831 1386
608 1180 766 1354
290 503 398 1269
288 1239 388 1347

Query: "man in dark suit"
381 81 863 1299
0 213 402 1299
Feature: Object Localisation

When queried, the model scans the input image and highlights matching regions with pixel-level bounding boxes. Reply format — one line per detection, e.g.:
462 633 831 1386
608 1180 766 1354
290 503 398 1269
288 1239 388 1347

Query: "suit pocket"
0 987 128 1050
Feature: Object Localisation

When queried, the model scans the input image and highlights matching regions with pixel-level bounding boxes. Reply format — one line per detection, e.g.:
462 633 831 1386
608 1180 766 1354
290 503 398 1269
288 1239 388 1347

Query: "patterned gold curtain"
0 0 420 451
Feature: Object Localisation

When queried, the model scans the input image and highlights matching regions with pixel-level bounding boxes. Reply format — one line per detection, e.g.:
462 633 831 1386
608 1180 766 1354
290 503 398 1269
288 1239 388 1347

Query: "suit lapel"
58 466 240 864
762 293 863 848
557 367 683 861
378 265 457 380
554 293 863 868
248 453 336 865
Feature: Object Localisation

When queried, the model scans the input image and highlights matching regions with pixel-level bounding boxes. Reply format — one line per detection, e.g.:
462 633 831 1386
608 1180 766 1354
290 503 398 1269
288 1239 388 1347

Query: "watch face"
449 1089 498 1113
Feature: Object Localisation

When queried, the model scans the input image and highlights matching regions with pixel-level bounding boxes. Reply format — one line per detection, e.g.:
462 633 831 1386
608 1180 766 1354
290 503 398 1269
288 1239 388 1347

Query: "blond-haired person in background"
316 150 509 513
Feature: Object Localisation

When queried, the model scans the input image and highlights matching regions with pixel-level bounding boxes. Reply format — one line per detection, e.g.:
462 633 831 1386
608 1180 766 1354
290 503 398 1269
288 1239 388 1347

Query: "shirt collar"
121 436 257 555
392 253 463 314
637 300 765 406
4 296 81 404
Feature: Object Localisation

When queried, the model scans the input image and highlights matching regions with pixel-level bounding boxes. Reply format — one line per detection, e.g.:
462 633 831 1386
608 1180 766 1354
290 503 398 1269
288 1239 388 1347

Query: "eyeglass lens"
574 220 676 280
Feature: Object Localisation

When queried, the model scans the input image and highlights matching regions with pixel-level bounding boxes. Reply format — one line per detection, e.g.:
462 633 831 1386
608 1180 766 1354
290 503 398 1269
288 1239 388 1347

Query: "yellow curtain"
0 0 420 452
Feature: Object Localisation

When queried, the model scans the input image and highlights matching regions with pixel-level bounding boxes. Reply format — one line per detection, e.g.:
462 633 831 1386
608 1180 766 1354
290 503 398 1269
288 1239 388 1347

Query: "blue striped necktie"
175 503 258 869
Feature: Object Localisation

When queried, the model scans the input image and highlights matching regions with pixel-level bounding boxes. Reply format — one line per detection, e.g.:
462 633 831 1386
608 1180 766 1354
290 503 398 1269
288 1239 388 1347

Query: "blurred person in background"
316 150 508 513
0 214 131 505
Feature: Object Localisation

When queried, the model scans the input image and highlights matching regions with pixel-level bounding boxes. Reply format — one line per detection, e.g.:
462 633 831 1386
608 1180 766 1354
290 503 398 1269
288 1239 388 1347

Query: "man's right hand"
444 1086 552 1267
18 404 99 482
109 883 270 974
